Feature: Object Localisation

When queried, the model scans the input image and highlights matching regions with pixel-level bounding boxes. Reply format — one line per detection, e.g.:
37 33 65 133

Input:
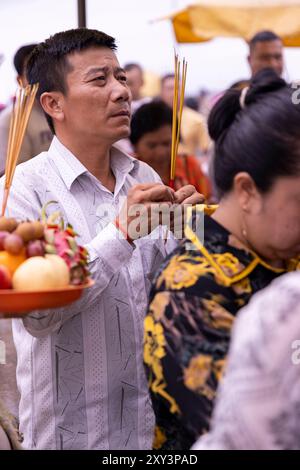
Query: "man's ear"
40 91 65 125
233 172 261 213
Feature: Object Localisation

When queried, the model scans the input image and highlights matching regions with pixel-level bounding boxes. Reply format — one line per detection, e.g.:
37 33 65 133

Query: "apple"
0 265 12 289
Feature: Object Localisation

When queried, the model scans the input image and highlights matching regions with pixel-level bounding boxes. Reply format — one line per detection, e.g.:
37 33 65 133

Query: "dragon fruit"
42 202 89 285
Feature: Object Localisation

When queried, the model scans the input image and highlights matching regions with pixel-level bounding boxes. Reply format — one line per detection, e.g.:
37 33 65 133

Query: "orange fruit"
0 249 26 275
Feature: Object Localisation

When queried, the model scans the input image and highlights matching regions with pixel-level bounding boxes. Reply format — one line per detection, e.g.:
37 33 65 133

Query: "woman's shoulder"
152 240 226 296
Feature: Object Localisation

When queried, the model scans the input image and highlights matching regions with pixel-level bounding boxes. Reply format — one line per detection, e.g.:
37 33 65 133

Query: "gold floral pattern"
157 254 215 290
232 277 252 295
201 298 235 331
184 354 213 391
149 292 170 321
144 316 179 415
153 426 167 450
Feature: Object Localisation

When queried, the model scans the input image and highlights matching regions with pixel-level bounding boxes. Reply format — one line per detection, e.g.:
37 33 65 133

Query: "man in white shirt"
0 28 201 450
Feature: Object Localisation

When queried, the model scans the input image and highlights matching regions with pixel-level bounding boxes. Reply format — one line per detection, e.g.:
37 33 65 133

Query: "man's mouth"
111 110 130 118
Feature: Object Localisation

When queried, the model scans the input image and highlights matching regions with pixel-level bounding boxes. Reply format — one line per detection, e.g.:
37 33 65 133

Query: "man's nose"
111 79 131 102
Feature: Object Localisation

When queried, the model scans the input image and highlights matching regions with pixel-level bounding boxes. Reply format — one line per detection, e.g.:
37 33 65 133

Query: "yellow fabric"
140 70 161 98
179 106 211 155
167 2 300 46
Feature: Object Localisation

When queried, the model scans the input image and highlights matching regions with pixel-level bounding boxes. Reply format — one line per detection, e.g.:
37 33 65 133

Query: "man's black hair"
161 73 175 86
249 31 282 52
124 63 143 73
14 44 37 76
130 100 172 145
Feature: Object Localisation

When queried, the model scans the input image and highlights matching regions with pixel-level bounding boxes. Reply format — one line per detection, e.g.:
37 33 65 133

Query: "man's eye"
92 76 105 82
118 76 127 82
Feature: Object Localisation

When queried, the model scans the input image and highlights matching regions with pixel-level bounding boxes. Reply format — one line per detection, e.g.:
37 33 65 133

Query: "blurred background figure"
117 62 151 154
0 44 53 176
0 53 5 113
130 100 211 199
219 30 284 100
248 30 284 77
160 73 211 157
124 62 151 114
194 271 300 450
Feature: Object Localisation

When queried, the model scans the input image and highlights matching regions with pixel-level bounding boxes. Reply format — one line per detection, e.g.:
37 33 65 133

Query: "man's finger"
142 185 175 203
131 182 163 192
180 193 205 205
174 185 197 204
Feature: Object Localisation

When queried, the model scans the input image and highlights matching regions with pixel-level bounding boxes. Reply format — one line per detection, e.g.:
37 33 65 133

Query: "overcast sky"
1 0 300 103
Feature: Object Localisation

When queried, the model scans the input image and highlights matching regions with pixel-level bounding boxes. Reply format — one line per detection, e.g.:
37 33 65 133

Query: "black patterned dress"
143 207 299 450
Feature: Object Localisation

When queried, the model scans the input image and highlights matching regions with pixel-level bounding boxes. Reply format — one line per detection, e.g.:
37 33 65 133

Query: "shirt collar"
48 136 139 191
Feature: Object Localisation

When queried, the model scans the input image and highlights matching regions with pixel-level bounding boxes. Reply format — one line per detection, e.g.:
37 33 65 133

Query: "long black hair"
209 68 300 196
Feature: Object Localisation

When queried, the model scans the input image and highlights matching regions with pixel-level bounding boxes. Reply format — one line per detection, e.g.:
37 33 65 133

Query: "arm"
2 177 176 337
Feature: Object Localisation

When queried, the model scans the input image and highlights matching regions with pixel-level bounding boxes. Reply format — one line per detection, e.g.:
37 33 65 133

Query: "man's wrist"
113 217 134 245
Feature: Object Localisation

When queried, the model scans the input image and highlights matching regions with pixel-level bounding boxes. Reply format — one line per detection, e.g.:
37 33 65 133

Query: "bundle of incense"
169 53 187 189
1 83 39 216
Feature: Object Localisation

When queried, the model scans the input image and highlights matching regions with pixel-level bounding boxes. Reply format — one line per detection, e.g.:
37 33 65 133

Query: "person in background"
184 96 199 112
0 44 53 175
160 73 211 157
0 54 5 113
130 100 211 200
193 271 300 450
124 63 151 114
248 30 284 77
143 69 300 450
116 63 151 154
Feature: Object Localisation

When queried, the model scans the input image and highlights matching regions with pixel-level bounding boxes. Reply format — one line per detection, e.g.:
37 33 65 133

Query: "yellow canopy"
167 0 300 46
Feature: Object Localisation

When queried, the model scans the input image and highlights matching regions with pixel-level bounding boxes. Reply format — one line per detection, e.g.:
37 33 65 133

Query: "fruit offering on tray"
0 208 89 291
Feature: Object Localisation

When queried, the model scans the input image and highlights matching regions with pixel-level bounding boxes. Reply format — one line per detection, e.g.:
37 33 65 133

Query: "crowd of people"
0 26 299 451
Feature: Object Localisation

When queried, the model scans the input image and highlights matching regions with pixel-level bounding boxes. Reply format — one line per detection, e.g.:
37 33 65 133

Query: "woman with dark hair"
143 69 300 450
130 100 211 199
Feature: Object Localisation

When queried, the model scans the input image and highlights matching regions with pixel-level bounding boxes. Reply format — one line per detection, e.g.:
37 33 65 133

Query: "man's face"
160 77 175 109
248 40 284 77
126 67 143 101
59 47 131 144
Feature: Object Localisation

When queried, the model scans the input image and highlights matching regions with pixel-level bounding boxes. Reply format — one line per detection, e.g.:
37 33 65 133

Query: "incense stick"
2 83 39 216
169 53 188 189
